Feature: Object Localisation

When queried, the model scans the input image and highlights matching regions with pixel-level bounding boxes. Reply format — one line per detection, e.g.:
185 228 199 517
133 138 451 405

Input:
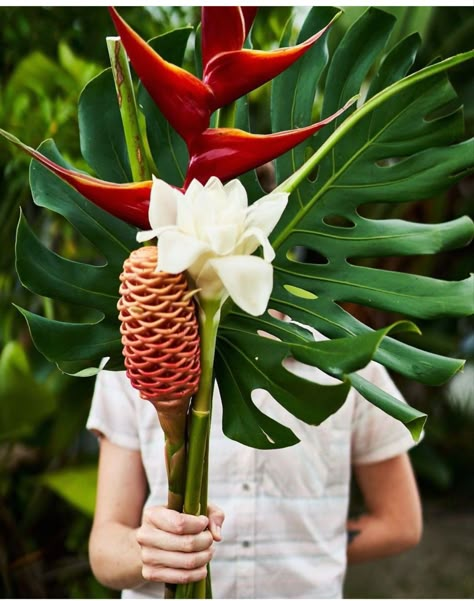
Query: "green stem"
175 300 220 599
106 37 151 182
156 408 188 600
214 102 236 129
272 49 474 250
157 410 188 513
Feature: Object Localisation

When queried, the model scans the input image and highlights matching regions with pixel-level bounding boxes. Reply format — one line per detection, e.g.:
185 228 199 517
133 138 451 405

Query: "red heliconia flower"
0 129 152 229
200 7 256 73
109 7 212 146
108 6 340 141
1 8 352 230
185 99 354 187
200 7 334 111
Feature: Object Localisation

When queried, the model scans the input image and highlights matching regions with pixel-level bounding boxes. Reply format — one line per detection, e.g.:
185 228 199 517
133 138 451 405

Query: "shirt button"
242 483 250 491
242 540 251 548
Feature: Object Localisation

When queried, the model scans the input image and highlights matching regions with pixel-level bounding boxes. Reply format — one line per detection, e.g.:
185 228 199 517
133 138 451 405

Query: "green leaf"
16 211 118 318
138 28 192 186
216 7 472 444
78 68 132 183
15 306 122 365
348 373 426 441
216 311 421 448
14 139 138 374
10 7 473 449
269 290 465 386
40 465 97 517
267 8 474 389
0 342 56 442
272 7 340 187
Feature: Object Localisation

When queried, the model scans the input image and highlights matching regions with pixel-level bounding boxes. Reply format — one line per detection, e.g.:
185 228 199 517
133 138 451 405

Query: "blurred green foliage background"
0 6 473 598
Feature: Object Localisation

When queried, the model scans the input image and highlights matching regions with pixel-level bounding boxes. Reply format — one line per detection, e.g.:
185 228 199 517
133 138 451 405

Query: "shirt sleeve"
86 370 141 451
351 362 419 465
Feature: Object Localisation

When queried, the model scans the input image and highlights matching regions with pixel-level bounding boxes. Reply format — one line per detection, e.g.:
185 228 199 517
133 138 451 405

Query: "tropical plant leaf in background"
4 7 474 454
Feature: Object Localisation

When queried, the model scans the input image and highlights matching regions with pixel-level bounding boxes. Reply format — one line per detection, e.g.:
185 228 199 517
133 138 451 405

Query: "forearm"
89 521 144 590
346 512 420 564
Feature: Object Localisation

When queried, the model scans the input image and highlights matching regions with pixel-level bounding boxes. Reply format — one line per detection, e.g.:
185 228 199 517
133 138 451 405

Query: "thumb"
207 503 225 542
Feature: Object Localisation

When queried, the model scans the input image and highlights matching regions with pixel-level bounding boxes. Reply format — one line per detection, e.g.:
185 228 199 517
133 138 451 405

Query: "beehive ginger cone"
117 244 201 410
118 245 201 518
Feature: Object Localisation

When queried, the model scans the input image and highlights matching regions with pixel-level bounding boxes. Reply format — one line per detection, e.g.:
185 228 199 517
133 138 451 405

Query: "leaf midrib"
274 264 437 301
274 77 430 250
290 227 441 242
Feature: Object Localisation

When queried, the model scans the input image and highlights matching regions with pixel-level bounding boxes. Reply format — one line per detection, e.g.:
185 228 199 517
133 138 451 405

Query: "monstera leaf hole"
286 246 329 265
283 284 318 301
375 157 403 168
423 98 463 123
323 214 356 228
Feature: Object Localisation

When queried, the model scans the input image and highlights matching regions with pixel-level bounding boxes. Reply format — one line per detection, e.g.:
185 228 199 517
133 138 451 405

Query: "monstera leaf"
16 140 139 375
216 7 473 446
12 7 474 449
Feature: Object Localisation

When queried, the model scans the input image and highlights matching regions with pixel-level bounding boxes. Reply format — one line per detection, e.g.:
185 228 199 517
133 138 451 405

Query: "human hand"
136 504 224 585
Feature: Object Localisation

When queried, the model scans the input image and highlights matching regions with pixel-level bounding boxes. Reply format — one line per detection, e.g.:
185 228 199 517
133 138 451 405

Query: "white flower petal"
157 230 209 274
176 194 198 237
209 255 273 316
148 176 180 229
237 226 275 261
246 192 288 237
137 224 177 243
194 261 226 299
204 176 226 195
205 223 241 255
136 229 158 243
224 178 248 210
184 178 204 202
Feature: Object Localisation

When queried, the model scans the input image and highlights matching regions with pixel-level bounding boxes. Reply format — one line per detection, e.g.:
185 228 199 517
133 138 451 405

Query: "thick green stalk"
175 300 220 599
156 409 188 513
214 101 236 129
155 408 189 600
106 37 151 182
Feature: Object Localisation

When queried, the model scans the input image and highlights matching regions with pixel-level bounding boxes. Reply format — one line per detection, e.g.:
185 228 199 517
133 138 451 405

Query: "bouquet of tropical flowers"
2 5 473 599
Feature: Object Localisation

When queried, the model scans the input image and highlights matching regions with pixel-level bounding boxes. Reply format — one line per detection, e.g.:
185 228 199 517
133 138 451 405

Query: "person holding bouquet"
87 355 422 599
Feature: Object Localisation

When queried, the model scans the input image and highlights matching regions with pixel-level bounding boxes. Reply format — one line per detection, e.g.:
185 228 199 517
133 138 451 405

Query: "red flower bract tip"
108 7 213 145
0 127 152 229
203 18 335 111
185 97 356 187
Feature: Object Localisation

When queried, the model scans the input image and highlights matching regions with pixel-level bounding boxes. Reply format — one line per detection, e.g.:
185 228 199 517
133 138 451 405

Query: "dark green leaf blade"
216 343 301 450
78 68 132 182
265 10 474 424
29 140 138 263
272 7 339 186
348 372 427 441
275 260 473 319
14 140 138 374
216 310 418 447
15 306 122 366
16 211 118 318
269 290 466 386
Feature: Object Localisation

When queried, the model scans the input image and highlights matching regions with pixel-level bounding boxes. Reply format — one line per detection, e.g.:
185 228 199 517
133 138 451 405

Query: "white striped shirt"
87 356 416 599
